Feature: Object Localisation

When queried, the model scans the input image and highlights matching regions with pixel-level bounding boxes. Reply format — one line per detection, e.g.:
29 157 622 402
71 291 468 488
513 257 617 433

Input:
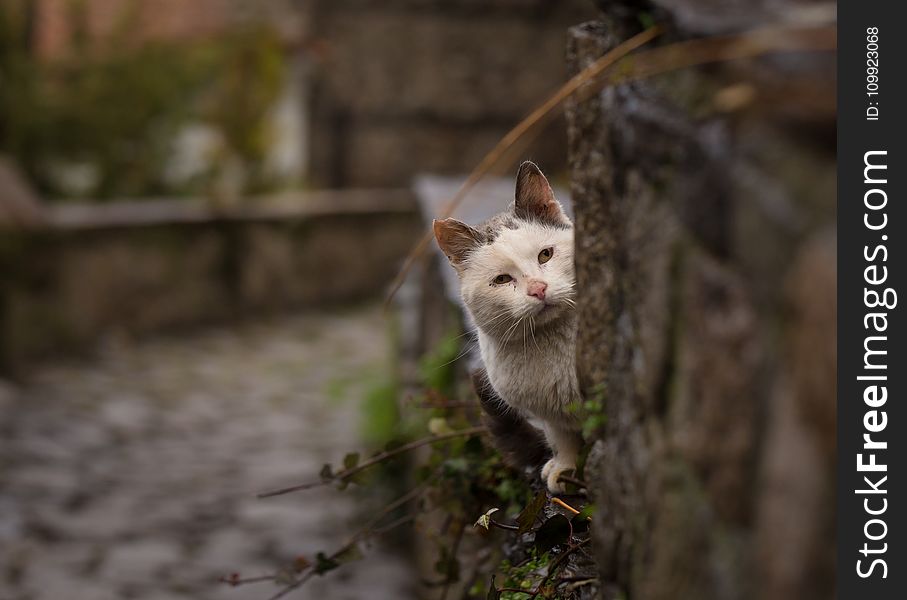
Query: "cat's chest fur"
477 317 580 427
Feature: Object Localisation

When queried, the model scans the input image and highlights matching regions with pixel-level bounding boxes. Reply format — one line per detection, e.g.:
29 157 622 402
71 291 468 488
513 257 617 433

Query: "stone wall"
305 0 596 188
565 6 835 600
0 192 419 371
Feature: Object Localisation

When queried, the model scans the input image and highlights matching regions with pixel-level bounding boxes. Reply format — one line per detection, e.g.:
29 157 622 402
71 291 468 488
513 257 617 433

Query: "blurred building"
1 0 600 365
17 0 597 192
16 0 308 197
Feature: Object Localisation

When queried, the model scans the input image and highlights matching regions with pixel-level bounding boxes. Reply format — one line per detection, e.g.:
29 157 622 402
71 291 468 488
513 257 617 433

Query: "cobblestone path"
0 306 415 600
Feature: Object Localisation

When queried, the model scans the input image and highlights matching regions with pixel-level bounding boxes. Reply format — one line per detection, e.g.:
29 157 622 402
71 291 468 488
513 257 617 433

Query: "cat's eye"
493 274 514 285
538 247 554 264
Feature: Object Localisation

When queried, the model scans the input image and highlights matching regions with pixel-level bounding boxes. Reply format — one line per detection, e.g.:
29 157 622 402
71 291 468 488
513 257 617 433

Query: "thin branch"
556 475 588 490
225 476 436 594
265 513 418 600
498 587 536 597
570 24 835 106
487 518 520 532
218 573 277 587
257 426 487 498
266 569 317 600
411 400 479 410
351 472 439 543
370 513 417 537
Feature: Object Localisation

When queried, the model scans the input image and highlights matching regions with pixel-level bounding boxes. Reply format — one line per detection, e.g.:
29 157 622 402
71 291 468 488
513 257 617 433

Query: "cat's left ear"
433 218 485 269
513 161 570 226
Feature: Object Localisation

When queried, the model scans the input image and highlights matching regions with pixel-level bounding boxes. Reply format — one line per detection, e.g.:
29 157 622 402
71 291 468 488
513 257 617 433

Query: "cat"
433 161 583 493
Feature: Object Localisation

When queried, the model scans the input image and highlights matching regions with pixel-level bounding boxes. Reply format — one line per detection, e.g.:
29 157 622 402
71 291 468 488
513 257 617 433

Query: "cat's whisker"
501 314 527 347
499 319 520 347
529 316 541 352
482 319 513 338
503 319 523 347
484 311 513 329
451 328 477 342
437 339 478 369
522 319 529 359
476 309 515 335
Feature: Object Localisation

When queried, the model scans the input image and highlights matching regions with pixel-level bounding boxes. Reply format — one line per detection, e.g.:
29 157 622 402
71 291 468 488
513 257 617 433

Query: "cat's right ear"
514 161 570 226
433 218 484 268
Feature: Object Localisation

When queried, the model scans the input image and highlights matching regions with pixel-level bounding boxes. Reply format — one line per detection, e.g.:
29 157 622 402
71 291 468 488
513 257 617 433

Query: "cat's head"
433 161 575 339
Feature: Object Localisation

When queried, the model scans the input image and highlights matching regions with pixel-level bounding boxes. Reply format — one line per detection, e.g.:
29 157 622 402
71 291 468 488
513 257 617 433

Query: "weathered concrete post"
565 7 835 600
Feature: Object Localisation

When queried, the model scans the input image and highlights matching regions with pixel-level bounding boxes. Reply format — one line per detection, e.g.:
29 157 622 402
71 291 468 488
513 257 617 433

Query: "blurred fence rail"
0 191 419 372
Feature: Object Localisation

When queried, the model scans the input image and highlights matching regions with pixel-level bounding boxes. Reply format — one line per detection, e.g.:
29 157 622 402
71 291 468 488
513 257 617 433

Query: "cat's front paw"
541 458 574 494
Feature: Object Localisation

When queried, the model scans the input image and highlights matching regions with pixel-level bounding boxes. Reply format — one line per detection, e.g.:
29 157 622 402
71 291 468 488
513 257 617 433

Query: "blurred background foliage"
0 1 285 200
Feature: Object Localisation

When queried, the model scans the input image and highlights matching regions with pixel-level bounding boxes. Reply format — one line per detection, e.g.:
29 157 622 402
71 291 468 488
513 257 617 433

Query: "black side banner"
839 2 905 598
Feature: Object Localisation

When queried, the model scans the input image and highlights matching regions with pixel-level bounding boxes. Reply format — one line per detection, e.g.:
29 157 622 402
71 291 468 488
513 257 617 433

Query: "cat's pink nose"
527 280 547 301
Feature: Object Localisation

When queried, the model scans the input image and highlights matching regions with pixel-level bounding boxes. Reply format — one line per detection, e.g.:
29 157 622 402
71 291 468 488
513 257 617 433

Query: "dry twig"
257 426 486 498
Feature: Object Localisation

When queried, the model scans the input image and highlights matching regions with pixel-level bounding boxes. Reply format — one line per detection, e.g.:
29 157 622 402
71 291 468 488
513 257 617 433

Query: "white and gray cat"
433 161 583 493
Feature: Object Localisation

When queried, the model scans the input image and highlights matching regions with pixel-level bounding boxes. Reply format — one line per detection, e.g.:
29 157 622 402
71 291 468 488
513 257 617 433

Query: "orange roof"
34 0 244 60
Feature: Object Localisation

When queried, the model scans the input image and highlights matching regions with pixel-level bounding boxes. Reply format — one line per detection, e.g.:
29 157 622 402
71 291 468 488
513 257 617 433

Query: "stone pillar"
565 8 835 600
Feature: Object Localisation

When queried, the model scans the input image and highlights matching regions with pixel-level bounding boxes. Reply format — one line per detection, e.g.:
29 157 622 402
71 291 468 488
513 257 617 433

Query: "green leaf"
314 552 340 575
428 417 453 435
443 457 469 474
577 503 597 520
349 471 370 485
638 11 656 30
334 543 363 565
473 507 500 530
463 435 484 456
533 514 571 554
486 574 501 600
319 463 334 481
274 568 296 585
517 490 547 535
342 452 360 471
571 513 590 534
